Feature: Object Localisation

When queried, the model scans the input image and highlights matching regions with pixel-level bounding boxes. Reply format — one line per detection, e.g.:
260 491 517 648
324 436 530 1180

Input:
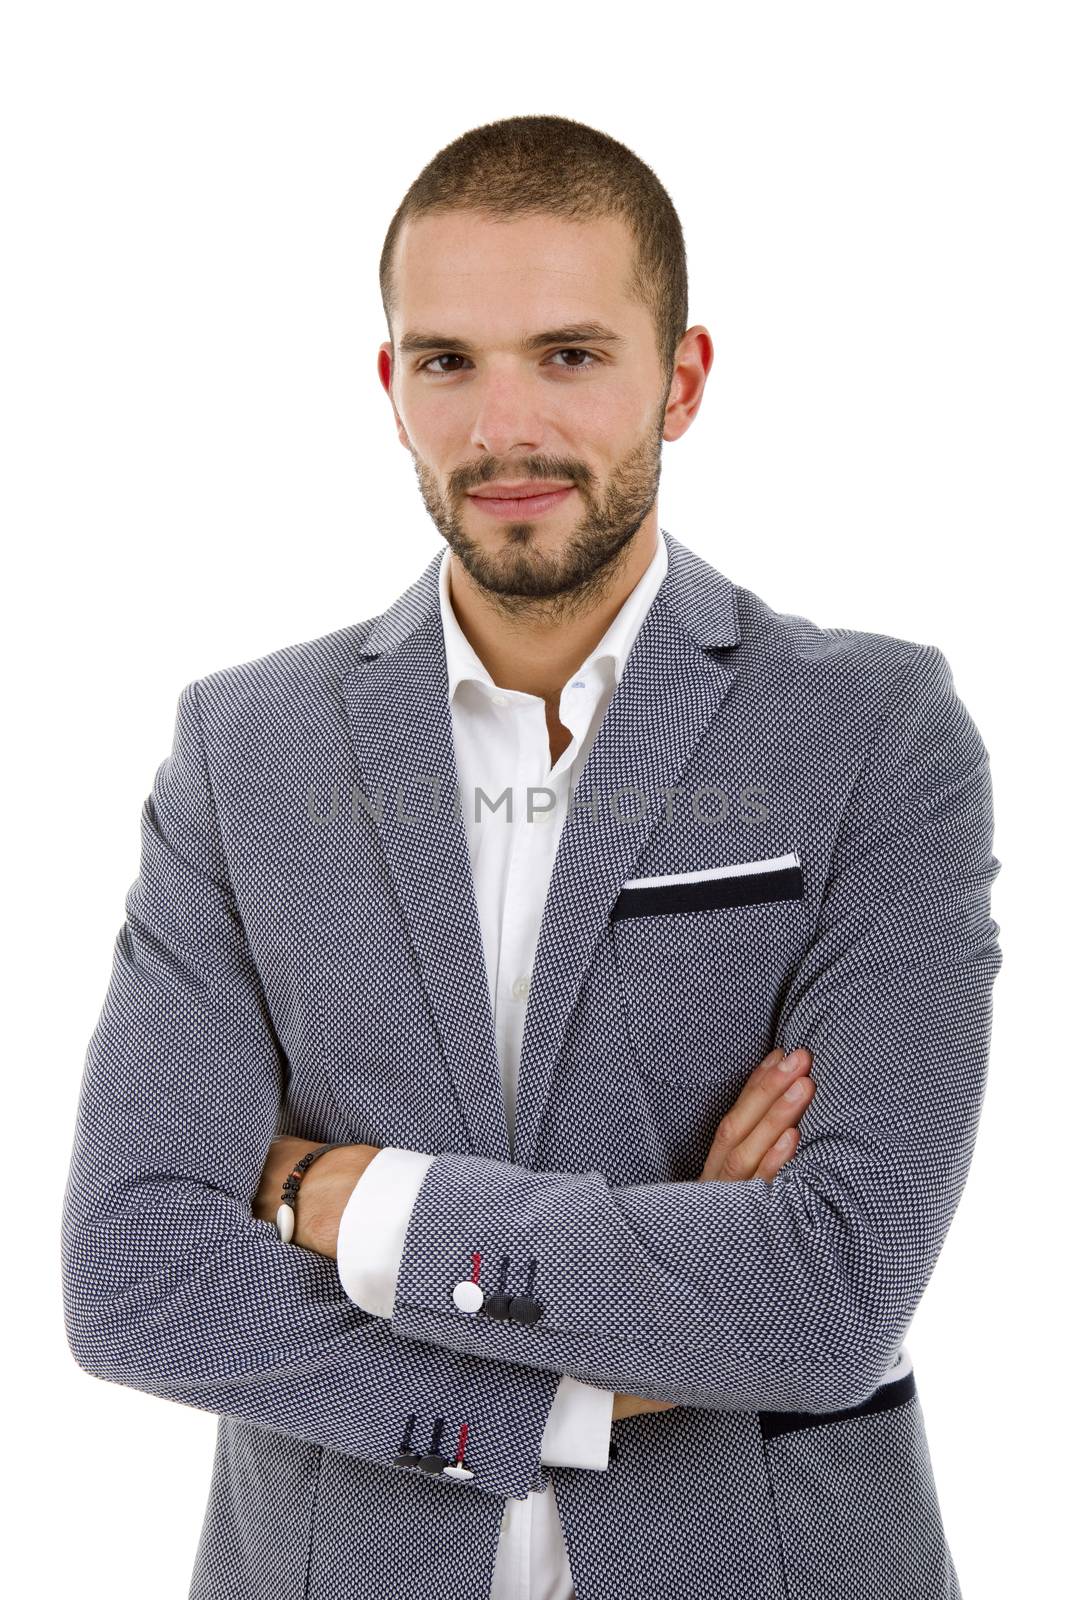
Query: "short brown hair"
380 114 688 391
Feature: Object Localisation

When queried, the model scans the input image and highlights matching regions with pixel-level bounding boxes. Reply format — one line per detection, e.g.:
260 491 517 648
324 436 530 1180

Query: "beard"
409 409 667 625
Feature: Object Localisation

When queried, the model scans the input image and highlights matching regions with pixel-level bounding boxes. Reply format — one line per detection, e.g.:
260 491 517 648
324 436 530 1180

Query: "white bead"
443 1463 474 1479
452 1279 484 1313
276 1202 295 1243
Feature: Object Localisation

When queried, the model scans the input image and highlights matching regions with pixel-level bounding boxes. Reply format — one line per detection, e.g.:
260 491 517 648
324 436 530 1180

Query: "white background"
3 3 1059 1594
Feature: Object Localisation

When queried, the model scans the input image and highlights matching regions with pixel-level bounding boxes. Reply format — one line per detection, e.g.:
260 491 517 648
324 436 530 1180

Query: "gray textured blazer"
61 529 1002 1600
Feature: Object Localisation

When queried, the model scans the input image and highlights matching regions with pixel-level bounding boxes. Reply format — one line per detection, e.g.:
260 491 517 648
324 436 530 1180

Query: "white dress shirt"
336 525 670 1599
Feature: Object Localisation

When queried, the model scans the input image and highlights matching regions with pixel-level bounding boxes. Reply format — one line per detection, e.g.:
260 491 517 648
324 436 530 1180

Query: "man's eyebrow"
397 322 627 357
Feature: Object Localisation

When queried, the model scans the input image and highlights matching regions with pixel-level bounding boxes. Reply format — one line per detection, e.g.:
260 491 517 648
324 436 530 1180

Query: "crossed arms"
250 1039 817 1424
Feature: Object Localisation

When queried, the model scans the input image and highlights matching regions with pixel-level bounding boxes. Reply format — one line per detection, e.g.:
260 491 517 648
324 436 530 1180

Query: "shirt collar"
439 525 669 705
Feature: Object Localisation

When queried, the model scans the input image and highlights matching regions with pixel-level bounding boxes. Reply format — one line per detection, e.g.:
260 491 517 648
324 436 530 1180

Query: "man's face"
380 210 675 611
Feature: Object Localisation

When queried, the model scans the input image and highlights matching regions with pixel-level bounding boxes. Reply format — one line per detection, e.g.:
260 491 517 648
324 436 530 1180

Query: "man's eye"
418 349 600 375
550 348 599 371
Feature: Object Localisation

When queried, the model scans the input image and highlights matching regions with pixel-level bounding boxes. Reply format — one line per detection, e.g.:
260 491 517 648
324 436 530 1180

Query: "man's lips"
467 486 575 517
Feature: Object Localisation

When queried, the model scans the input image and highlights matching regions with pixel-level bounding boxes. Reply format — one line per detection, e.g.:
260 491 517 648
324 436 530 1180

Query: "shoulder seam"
188 677 239 903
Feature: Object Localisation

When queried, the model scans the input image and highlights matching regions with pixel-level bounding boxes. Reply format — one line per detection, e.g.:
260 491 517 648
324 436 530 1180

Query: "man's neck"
446 520 659 704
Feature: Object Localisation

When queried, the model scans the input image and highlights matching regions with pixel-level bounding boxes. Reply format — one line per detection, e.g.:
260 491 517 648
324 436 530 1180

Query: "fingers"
700 1047 814 1182
730 1046 813 1145
612 1392 678 1420
755 1125 797 1182
727 1067 814 1181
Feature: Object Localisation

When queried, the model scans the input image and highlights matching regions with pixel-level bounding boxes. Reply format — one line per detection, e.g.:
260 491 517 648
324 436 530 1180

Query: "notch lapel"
340 555 512 1162
511 536 741 1166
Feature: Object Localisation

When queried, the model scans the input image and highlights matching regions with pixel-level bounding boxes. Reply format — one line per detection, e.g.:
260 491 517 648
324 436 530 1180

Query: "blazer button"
508 1295 543 1326
509 1259 543 1324
453 1279 484 1313
485 1254 513 1318
418 1417 449 1474
394 1412 422 1468
453 1251 485 1313
444 1421 475 1480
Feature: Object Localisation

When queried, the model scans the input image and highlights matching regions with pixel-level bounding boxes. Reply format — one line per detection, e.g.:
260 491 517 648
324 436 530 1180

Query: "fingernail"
778 1048 802 1072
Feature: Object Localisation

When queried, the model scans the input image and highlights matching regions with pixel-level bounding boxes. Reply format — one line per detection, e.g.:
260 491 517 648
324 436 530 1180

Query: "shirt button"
511 974 531 1000
492 693 509 707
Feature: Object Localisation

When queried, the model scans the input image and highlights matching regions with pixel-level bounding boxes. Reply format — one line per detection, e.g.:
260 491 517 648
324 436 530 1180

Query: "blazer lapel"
340 555 513 1163
512 533 741 1166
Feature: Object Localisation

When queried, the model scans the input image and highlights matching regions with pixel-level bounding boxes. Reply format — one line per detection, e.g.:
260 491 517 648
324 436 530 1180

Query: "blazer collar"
340 529 741 1166
359 526 738 661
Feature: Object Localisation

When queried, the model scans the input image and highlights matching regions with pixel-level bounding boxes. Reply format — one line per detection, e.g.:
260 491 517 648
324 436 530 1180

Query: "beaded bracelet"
275 1141 348 1243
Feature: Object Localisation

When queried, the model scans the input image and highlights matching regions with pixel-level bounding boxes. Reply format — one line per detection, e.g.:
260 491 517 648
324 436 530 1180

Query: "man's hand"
697 1043 813 1181
611 1044 814 1421
252 1135 382 1258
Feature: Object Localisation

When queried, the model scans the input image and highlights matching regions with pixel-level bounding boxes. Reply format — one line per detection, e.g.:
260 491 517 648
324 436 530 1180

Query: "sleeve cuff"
336 1146 435 1318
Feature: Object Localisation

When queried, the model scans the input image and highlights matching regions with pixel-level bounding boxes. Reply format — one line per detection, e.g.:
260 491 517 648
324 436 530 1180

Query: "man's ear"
377 343 411 449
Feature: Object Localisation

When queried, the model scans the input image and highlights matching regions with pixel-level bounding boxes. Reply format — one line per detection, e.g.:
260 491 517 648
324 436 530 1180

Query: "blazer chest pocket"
610 851 810 1088
611 849 804 922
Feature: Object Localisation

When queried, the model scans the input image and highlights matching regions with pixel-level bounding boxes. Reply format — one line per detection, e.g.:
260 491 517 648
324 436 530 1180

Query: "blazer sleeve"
382 644 1004 1414
336 1146 614 1469
59 680 564 1502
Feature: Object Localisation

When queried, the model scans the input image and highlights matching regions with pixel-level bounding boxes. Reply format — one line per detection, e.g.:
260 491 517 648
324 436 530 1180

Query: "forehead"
391 210 639 335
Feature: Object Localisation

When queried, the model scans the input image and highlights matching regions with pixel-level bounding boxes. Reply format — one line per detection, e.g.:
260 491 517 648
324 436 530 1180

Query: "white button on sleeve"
335 1145 435 1318
538 1374 615 1470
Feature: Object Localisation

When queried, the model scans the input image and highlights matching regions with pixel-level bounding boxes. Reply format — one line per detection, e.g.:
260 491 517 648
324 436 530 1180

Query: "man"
62 115 1002 1600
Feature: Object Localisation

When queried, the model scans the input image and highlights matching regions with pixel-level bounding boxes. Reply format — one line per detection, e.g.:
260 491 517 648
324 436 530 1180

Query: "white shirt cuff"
539 1374 614 1470
335 1146 435 1318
